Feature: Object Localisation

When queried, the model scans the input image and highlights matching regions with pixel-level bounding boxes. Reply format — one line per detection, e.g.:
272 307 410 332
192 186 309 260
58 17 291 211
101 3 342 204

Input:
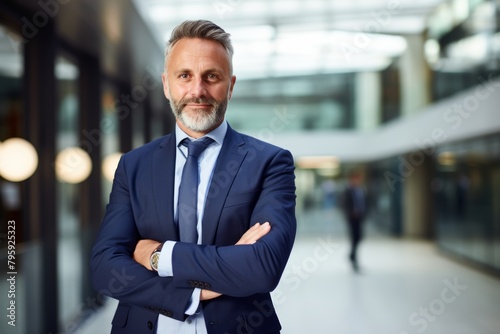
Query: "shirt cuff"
185 289 201 315
157 240 176 277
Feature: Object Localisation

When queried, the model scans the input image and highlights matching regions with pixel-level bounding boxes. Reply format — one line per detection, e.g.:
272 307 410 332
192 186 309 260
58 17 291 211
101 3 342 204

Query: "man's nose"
190 77 207 98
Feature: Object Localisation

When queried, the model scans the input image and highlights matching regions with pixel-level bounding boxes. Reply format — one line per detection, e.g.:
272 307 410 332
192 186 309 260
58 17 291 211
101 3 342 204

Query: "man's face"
350 174 362 186
162 37 236 136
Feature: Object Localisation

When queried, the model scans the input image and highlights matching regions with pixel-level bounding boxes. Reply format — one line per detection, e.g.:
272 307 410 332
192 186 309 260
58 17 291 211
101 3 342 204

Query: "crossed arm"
133 222 272 300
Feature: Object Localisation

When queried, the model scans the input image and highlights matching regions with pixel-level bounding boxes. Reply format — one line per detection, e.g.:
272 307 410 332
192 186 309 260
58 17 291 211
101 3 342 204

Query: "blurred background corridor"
0 0 499 333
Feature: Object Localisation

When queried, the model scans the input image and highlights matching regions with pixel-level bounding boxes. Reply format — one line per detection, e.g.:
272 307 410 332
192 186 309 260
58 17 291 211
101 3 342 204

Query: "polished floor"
76 211 500 334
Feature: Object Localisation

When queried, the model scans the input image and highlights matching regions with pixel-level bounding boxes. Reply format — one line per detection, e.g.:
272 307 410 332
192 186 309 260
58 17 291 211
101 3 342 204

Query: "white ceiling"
133 0 448 79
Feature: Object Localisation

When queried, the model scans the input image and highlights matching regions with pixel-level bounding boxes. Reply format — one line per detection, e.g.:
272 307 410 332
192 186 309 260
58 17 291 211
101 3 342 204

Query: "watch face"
151 252 160 271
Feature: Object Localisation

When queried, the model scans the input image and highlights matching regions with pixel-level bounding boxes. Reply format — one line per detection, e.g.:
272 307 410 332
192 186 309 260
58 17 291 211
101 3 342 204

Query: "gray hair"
165 20 234 73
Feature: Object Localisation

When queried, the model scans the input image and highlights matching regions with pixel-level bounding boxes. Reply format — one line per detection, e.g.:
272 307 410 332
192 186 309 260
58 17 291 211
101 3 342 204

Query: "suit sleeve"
90 156 193 321
171 149 296 297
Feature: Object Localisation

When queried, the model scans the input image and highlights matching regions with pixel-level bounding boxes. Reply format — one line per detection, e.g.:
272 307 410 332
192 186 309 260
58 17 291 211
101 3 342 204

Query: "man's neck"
176 120 223 139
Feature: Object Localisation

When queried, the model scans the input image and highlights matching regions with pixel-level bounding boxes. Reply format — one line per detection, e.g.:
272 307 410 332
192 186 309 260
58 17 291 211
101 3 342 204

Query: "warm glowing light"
425 39 441 65
102 152 123 182
0 138 38 182
55 147 92 184
296 156 341 170
438 152 456 166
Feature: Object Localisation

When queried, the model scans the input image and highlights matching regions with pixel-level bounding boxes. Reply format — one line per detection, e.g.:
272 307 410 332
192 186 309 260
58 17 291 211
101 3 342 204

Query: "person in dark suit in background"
90 20 296 334
342 171 366 272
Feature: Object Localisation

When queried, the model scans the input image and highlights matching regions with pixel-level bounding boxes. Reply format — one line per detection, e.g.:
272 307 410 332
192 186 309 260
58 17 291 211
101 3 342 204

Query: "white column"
403 153 433 238
354 71 381 130
399 34 431 117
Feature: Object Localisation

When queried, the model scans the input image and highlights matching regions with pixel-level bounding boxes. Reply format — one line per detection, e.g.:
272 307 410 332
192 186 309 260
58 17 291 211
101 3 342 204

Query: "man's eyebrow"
172 68 223 74
173 68 192 74
202 67 223 73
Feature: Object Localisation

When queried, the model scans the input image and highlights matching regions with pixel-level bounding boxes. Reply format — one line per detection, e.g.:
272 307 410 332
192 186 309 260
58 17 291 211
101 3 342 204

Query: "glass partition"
0 22 25 334
55 55 83 328
434 133 500 272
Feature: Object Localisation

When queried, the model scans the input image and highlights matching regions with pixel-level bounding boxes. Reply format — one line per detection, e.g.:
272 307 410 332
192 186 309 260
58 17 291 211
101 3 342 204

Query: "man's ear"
161 73 170 100
228 75 236 100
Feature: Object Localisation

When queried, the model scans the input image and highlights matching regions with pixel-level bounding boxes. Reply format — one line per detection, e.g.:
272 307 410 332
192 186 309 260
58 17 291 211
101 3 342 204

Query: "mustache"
178 97 218 110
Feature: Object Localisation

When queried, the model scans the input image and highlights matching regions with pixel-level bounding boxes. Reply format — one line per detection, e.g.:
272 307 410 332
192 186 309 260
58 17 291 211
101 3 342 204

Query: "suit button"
147 321 153 330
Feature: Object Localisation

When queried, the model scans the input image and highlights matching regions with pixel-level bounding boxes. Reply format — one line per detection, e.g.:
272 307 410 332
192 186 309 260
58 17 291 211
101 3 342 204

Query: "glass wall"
227 74 355 133
434 133 500 272
294 166 343 236
0 23 23 227
426 0 500 101
0 22 25 334
101 82 121 205
0 1 168 332
55 55 83 328
366 159 404 236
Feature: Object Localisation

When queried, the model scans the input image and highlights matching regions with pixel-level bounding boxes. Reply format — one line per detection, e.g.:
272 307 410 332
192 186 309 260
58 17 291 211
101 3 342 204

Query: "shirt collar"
175 121 227 147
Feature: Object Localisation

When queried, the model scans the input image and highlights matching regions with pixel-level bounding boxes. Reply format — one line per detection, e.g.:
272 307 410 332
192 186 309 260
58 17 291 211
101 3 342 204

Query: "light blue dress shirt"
156 121 227 334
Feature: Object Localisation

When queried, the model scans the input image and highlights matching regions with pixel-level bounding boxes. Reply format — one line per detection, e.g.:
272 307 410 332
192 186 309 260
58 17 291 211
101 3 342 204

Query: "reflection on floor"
77 233 500 334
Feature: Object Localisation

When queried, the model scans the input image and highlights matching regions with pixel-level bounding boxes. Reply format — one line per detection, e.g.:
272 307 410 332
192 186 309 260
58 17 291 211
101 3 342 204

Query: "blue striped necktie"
178 137 214 243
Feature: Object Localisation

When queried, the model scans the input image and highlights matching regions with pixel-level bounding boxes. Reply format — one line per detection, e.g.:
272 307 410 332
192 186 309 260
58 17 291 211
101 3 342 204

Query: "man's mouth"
186 103 212 108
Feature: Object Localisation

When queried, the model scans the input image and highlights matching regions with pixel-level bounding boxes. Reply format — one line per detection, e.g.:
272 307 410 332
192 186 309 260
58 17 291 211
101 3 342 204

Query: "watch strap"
152 242 164 255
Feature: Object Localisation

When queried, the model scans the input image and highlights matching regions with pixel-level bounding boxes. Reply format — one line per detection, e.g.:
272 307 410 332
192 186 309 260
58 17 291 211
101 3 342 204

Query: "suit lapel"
152 134 179 241
202 127 247 244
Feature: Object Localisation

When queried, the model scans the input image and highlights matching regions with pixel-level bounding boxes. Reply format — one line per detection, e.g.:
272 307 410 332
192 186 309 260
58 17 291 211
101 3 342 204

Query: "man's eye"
207 74 218 80
179 74 189 79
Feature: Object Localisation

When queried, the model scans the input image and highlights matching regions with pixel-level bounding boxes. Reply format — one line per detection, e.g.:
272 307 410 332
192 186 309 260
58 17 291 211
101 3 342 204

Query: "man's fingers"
236 222 271 245
249 222 270 243
200 289 222 301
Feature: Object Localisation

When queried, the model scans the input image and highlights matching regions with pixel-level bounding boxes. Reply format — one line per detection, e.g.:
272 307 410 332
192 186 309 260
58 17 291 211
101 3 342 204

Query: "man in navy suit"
90 20 296 334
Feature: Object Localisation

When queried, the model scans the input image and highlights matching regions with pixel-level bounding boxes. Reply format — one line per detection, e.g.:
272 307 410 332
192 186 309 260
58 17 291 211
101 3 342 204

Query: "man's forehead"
167 38 230 69
170 38 226 55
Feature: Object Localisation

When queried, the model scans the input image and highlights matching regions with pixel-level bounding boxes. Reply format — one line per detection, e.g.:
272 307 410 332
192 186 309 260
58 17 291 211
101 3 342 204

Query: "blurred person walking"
342 171 366 272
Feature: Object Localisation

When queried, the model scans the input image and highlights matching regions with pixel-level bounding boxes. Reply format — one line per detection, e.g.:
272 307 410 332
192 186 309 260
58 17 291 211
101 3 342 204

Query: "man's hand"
201 222 271 300
133 239 162 271
200 289 222 301
236 222 271 245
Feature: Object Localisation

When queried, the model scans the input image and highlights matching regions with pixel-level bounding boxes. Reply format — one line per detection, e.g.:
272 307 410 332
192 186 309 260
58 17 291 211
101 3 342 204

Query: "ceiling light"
102 152 123 182
0 138 38 182
296 156 341 170
425 39 441 66
55 147 92 184
437 152 456 166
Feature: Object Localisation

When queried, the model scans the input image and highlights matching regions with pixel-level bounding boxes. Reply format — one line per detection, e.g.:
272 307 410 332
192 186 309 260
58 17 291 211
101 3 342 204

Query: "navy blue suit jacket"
90 125 296 334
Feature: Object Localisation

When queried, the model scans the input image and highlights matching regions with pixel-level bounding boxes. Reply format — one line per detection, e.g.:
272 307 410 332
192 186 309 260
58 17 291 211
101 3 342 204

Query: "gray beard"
170 96 228 133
